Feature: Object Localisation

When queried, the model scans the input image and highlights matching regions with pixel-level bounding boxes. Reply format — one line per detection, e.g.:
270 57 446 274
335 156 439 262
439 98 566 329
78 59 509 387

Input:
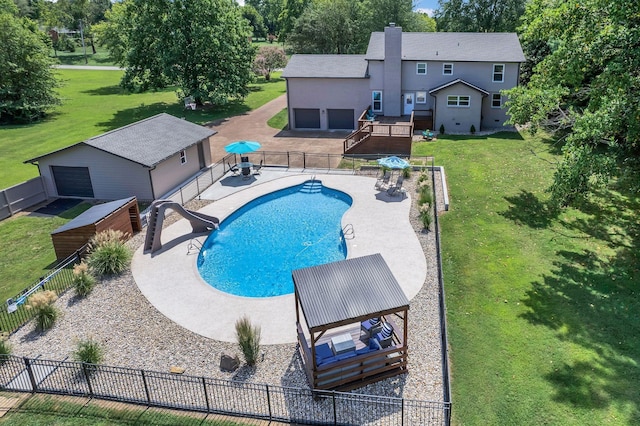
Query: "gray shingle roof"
366 32 525 62
26 113 216 167
52 197 135 234
282 55 368 78
293 253 409 330
84 113 216 167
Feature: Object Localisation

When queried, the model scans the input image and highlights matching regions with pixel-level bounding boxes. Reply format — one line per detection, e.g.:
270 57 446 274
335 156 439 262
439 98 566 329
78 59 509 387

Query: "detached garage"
51 197 141 260
25 113 216 201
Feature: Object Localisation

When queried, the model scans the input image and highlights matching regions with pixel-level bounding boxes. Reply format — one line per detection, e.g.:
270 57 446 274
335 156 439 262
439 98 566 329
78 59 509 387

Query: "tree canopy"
98 0 255 106
505 0 640 206
0 0 60 123
287 0 434 54
434 0 526 32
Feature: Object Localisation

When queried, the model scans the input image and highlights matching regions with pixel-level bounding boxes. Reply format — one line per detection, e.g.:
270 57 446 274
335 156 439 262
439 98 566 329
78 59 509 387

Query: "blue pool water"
197 180 352 297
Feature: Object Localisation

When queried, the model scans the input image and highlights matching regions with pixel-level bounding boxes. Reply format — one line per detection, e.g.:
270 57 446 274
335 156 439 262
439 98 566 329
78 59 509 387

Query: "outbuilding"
51 197 141 260
25 113 216 201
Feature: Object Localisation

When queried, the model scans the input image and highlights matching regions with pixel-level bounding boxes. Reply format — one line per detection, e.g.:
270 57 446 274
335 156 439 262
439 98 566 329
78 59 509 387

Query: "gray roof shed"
26 113 216 168
282 55 368 78
293 253 409 330
365 32 526 62
52 197 135 234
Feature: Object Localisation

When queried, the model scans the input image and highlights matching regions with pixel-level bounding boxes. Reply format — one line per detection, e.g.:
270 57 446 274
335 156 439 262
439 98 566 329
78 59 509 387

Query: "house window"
372 91 382 112
447 95 470 107
416 63 427 75
493 64 504 82
491 93 502 108
180 150 187 164
416 91 427 104
443 63 453 75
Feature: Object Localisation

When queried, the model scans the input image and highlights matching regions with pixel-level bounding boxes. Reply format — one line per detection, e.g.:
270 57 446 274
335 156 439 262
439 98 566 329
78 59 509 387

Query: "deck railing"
0 354 450 425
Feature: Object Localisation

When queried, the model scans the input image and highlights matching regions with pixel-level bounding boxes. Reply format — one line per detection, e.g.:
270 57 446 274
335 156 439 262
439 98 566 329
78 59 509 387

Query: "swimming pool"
197 180 352 297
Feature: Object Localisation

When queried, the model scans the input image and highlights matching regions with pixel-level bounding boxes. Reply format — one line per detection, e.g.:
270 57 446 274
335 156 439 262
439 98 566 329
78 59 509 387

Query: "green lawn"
413 133 639 424
0 70 285 189
0 393 243 425
267 107 288 130
50 45 116 66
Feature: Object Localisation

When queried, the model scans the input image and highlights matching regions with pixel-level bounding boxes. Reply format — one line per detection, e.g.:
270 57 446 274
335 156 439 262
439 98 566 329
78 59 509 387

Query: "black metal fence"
0 355 450 425
0 248 86 334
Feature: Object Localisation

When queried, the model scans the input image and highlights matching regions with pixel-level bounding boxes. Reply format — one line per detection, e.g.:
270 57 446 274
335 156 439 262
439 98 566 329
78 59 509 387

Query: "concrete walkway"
131 171 426 344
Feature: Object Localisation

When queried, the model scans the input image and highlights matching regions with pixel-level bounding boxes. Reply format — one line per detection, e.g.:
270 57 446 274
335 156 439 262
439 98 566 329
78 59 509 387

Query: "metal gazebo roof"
292 253 409 331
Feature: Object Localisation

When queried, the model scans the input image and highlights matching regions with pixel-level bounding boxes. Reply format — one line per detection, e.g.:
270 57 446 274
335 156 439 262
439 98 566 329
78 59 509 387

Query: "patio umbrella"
224 140 261 154
377 156 410 169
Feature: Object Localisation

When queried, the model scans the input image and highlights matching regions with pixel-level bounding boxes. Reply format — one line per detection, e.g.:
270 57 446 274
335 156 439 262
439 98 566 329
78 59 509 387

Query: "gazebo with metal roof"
293 253 409 390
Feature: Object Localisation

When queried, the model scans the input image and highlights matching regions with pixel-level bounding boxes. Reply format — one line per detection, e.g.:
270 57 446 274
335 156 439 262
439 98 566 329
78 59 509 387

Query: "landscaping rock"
219 353 240 372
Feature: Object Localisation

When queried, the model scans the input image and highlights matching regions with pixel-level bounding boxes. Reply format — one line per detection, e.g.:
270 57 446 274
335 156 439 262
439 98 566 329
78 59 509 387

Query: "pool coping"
131 173 427 344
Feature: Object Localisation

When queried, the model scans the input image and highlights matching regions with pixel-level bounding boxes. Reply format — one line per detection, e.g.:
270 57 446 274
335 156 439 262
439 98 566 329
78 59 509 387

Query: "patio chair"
227 161 240 176
253 159 263 175
374 321 394 348
241 166 251 179
184 96 196 110
241 156 249 164
361 317 383 339
387 175 405 196
375 171 391 190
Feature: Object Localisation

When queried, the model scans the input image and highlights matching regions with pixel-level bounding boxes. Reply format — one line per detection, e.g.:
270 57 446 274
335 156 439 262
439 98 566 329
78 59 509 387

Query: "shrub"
26 290 59 331
74 337 104 365
87 231 132 276
72 262 96 297
419 204 433 231
402 166 411 178
470 124 476 134
0 333 12 364
235 316 261 366
418 186 433 207
439 124 445 134
417 171 429 184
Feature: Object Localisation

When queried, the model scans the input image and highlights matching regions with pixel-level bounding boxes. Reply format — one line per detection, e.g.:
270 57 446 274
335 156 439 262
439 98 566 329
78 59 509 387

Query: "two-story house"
282 24 525 134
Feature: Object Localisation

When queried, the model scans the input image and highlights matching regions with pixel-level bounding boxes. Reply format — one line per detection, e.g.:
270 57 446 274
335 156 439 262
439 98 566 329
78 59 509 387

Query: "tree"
100 0 255 107
277 0 311 41
0 0 60 123
242 5 267 39
364 0 422 32
434 0 526 32
505 0 640 206
287 0 366 54
252 46 287 80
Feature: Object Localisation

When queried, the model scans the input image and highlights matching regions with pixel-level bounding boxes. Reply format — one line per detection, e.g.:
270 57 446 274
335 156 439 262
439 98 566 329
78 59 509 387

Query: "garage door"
51 166 94 197
328 109 354 130
294 109 320 129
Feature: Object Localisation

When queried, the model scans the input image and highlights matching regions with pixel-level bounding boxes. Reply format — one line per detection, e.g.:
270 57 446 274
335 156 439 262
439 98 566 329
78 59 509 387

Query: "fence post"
82 363 94 397
265 384 272 420
401 398 404 426
141 370 151 405
180 188 184 205
202 377 210 412
196 177 201 198
332 391 337 426
23 357 38 392
287 152 290 168
303 153 306 169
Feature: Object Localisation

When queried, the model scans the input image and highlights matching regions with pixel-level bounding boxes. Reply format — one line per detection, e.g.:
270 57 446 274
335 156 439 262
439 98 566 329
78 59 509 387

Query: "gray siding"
286 78 370 130
150 143 205 198
433 83 484 133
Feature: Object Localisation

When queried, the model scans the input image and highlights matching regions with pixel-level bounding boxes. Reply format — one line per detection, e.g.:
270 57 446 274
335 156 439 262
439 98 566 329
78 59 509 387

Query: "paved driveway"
205 95 349 163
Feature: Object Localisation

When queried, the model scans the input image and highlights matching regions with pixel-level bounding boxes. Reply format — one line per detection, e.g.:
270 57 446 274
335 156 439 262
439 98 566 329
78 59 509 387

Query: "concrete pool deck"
131 170 427 344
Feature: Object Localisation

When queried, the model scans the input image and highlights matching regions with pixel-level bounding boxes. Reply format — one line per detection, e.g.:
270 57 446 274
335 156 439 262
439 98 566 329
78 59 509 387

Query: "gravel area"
9 170 448 404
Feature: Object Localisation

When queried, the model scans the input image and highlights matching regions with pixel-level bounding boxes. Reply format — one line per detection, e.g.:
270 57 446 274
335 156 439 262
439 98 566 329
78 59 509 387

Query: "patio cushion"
380 321 393 339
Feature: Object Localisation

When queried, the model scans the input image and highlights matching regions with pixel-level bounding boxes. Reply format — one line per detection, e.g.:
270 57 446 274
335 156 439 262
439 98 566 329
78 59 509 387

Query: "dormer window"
443 63 453 75
416 63 427 75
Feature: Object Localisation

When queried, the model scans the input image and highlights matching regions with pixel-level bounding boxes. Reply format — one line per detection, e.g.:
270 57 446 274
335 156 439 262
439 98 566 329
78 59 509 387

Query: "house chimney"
383 24 402 117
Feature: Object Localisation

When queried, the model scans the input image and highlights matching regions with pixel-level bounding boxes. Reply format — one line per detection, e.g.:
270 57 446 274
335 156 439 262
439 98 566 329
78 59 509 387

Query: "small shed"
51 197 141 260
293 253 409 391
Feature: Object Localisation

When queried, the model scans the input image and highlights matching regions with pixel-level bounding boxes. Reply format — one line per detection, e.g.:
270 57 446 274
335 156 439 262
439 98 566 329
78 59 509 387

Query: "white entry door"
403 93 414 115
